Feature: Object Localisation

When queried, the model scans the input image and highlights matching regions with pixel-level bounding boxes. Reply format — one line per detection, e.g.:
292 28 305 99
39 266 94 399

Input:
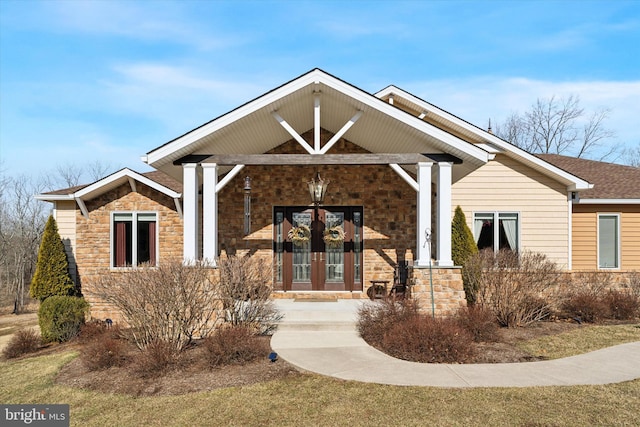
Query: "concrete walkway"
271 299 640 388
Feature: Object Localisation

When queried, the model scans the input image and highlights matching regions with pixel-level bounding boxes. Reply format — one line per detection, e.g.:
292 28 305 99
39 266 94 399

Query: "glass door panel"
276 206 363 292
324 211 345 283
291 212 312 283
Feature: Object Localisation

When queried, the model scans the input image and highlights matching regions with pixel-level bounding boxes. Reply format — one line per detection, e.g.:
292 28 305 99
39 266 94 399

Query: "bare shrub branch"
468 250 560 327
217 255 281 334
92 260 219 352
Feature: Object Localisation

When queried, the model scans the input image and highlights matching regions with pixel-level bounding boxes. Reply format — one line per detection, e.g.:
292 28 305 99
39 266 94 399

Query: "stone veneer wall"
411 267 466 316
77 129 468 318
75 182 183 321
217 131 420 295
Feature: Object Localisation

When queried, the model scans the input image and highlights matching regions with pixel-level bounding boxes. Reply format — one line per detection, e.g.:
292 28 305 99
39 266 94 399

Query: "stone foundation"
410 266 466 316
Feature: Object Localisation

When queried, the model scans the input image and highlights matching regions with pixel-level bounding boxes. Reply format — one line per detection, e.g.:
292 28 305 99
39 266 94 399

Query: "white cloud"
100 63 267 132
43 1 238 50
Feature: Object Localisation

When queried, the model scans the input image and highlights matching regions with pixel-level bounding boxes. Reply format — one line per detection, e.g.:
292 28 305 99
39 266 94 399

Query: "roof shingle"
538 154 640 200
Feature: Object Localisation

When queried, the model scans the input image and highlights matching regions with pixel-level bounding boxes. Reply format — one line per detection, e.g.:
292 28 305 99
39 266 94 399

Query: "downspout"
567 191 575 271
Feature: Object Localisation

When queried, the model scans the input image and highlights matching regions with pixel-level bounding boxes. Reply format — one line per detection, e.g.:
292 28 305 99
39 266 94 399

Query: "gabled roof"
375 86 593 192
37 168 182 201
143 68 492 181
538 154 640 203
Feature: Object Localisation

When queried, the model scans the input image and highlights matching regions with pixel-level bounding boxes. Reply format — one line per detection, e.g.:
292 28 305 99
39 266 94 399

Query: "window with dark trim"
112 212 157 267
474 212 519 252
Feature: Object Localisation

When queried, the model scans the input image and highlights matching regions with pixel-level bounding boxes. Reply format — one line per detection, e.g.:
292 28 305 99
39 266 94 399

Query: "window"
112 212 157 267
598 214 620 269
474 212 519 252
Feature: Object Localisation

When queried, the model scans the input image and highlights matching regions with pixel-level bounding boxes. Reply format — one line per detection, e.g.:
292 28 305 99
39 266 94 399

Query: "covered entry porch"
181 152 458 269
143 69 490 307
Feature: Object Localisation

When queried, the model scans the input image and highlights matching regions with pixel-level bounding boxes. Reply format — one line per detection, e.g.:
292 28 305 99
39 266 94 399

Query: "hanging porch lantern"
308 172 328 206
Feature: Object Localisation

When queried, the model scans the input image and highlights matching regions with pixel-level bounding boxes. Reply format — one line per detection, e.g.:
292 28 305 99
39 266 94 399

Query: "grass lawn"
2 320 639 426
2 348 639 427
517 323 640 359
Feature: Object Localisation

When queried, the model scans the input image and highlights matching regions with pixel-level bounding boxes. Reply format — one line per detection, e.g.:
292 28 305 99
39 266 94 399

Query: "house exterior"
36 69 637 320
537 154 640 272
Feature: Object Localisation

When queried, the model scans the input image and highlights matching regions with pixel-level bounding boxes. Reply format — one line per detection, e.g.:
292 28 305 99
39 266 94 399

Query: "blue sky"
1 0 639 184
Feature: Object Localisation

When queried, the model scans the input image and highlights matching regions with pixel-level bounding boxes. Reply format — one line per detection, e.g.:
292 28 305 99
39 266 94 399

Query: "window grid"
473 211 519 253
111 211 158 268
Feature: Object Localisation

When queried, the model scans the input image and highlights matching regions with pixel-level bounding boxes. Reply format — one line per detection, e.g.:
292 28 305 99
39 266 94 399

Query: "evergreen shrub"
30 215 75 301
38 295 88 343
451 206 479 303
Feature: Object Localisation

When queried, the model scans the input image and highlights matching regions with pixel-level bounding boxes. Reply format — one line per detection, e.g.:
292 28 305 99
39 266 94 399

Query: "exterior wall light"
308 172 328 206
244 176 251 235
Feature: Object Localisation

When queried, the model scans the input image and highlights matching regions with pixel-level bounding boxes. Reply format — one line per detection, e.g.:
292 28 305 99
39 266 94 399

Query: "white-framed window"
111 212 158 268
598 214 620 269
473 212 519 252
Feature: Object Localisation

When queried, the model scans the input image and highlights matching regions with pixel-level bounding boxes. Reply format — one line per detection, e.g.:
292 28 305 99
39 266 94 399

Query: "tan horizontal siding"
622 210 640 270
571 209 596 270
452 155 570 269
54 201 78 282
571 205 640 270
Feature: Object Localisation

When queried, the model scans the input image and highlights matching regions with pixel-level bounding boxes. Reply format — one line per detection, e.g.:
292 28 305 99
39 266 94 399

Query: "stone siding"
411 267 467 316
75 182 183 321
217 132 418 294
75 129 469 318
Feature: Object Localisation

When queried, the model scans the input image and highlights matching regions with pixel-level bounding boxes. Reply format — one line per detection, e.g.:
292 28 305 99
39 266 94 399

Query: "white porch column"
202 163 218 265
183 163 199 263
415 162 433 267
436 162 453 267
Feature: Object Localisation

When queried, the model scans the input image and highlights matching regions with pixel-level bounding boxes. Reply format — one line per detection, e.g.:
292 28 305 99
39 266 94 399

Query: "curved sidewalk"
270 299 640 388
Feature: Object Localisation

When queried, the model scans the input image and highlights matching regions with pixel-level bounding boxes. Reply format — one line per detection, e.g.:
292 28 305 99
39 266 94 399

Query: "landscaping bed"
55 336 301 396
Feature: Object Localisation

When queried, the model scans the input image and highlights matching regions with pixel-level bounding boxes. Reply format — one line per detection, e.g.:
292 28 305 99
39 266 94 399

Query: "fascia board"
34 194 75 201
378 86 592 191
576 199 640 205
317 74 490 165
146 70 490 167
146 72 322 166
75 168 182 200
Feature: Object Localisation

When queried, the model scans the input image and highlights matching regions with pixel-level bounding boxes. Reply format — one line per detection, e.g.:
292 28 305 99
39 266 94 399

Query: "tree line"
0 161 116 313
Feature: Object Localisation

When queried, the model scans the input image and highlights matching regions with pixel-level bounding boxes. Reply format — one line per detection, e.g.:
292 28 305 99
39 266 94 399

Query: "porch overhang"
172 153 463 166
145 68 490 183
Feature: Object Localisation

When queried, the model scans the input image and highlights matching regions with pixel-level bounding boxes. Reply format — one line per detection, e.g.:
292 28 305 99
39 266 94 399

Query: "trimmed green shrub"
451 206 479 303
38 296 88 343
30 215 75 301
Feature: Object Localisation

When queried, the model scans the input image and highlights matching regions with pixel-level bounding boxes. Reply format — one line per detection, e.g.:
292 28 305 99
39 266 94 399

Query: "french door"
274 206 363 291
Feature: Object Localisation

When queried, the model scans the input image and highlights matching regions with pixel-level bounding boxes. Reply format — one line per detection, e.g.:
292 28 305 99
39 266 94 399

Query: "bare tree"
55 162 84 188
622 144 640 168
495 95 616 159
0 175 48 313
43 160 118 192
86 160 117 181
